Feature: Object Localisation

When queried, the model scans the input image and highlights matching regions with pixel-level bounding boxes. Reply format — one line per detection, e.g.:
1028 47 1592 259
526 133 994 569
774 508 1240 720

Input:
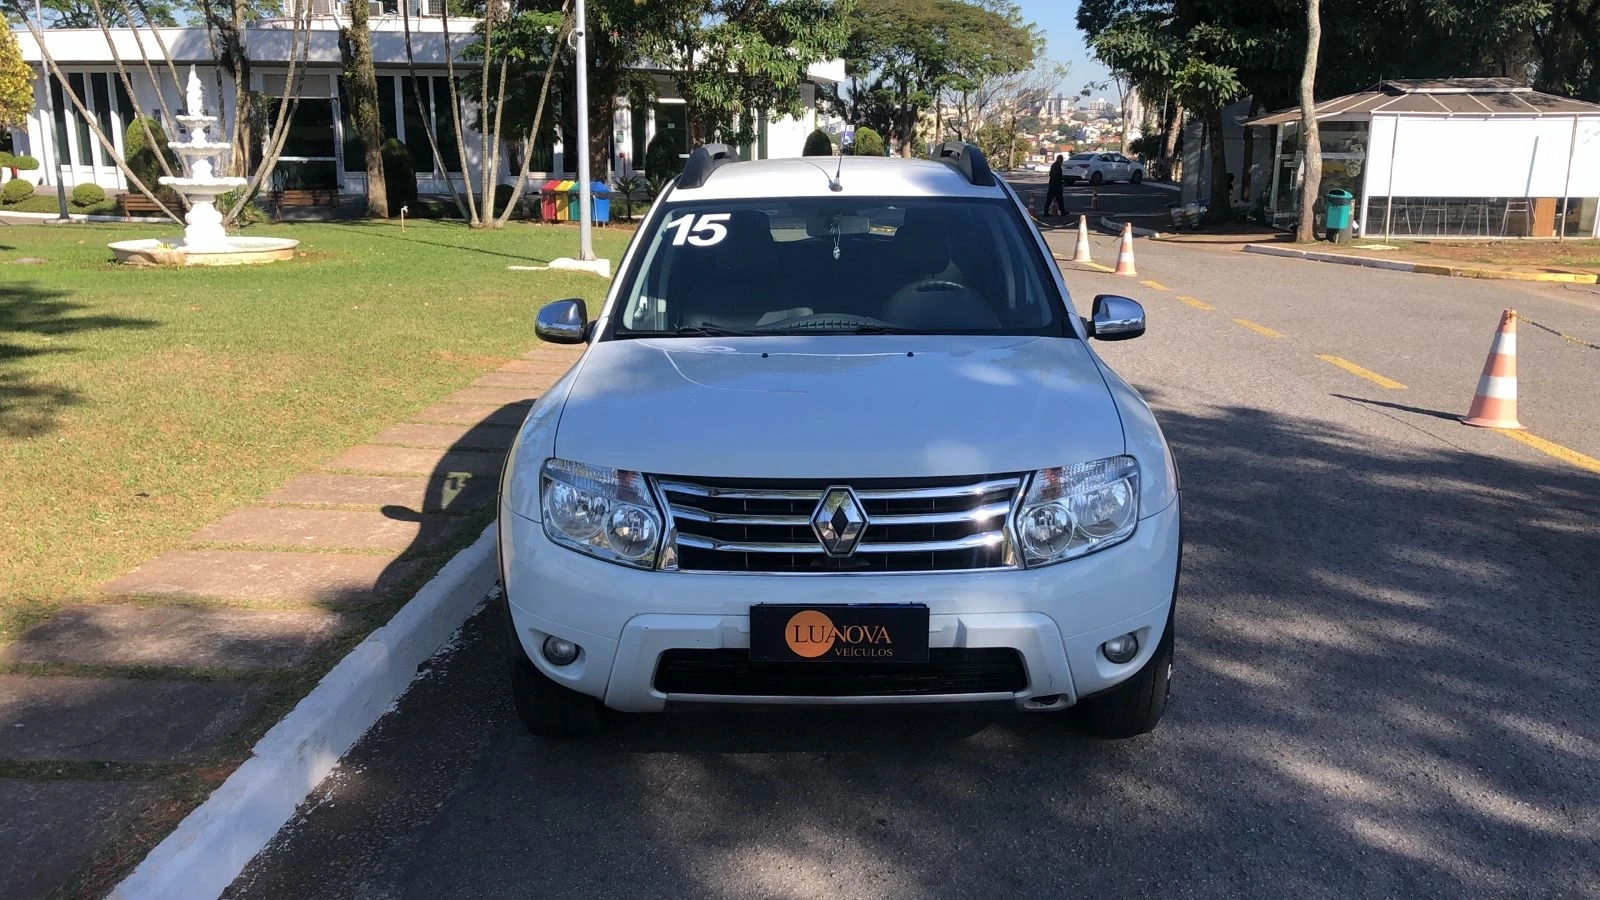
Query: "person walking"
1044 155 1066 217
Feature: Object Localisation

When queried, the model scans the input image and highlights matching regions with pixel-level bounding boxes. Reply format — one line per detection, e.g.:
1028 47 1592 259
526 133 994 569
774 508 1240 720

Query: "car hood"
555 335 1125 479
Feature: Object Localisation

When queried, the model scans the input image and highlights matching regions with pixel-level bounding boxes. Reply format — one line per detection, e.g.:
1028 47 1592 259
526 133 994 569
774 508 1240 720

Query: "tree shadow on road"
498 396 1600 898
225 392 1600 900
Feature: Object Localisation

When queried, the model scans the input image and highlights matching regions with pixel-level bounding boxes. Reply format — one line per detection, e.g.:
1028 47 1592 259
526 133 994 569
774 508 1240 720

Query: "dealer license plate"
749 604 930 663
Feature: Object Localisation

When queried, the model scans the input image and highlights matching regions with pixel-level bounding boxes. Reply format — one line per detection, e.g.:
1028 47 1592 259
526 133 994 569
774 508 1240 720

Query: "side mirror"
535 298 588 344
1088 294 1146 341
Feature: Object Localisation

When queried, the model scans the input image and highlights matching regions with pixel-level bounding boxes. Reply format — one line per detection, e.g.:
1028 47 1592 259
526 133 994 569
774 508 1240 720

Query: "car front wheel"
1078 607 1174 739
502 593 605 738
1131 170 1144 184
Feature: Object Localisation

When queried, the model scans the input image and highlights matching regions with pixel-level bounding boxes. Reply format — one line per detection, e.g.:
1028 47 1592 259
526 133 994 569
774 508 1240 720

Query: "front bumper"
500 499 1179 713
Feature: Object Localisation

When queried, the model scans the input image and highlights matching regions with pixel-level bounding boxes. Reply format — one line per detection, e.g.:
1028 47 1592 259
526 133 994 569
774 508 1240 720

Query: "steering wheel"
901 279 969 295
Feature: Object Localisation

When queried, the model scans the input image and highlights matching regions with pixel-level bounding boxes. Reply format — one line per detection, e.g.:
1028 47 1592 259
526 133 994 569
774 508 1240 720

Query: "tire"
1089 171 1104 186
502 593 605 738
1131 169 1144 184
1078 607 1174 739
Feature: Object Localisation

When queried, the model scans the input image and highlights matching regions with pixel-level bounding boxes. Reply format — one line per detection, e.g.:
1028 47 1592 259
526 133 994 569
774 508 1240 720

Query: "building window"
398 76 462 175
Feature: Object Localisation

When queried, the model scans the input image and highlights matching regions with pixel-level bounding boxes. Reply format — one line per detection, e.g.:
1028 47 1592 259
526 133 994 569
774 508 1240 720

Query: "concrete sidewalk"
1243 243 1600 284
0 344 580 900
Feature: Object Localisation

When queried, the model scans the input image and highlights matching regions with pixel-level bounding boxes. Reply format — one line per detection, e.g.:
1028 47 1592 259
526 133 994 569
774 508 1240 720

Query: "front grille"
655 474 1023 573
653 648 1029 696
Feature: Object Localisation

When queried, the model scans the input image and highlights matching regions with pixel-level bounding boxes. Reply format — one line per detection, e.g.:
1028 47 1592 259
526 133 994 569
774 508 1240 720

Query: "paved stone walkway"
0 344 582 900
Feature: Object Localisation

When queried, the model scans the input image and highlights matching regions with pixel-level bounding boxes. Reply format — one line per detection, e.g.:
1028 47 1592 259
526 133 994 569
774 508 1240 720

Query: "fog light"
1101 633 1139 664
542 636 580 666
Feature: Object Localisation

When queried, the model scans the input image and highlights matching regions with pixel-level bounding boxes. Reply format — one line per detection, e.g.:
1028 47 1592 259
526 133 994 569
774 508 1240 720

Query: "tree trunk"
1162 101 1183 182
342 1 388 218
1296 0 1323 242
1240 97 1261 202
1206 107 1228 221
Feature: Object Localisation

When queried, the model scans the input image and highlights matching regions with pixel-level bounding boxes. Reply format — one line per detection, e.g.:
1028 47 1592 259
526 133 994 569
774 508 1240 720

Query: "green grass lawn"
0 219 632 644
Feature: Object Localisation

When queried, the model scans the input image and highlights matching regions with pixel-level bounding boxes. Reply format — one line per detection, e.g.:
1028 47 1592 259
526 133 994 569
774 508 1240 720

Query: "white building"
1231 78 1600 238
6 6 843 195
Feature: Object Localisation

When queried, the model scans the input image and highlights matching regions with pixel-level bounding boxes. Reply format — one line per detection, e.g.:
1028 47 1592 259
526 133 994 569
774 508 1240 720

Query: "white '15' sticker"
667 213 732 247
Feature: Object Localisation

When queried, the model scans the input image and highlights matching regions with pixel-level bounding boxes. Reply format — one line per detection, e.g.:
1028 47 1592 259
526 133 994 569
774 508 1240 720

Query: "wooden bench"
269 188 340 219
118 192 167 219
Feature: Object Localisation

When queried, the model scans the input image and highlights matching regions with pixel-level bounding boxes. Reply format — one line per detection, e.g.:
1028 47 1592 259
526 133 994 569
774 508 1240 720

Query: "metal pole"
1383 115 1399 242
1558 114 1578 242
574 0 594 261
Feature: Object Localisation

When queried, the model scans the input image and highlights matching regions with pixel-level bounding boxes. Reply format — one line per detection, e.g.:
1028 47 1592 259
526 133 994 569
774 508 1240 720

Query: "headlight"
540 458 663 569
1016 456 1139 567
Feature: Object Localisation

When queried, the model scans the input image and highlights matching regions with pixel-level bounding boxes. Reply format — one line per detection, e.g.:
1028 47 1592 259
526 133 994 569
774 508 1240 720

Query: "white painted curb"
1099 216 1164 239
0 209 170 224
108 525 500 900
1242 242 1417 272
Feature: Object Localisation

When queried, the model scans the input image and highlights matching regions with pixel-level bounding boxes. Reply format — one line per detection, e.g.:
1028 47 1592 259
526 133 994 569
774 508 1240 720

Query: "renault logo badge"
812 486 868 557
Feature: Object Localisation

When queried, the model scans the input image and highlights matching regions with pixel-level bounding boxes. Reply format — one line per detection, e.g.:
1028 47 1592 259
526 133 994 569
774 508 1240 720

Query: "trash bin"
539 179 561 221
1325 189 1354 242
589 181 610 224
563 181 581 221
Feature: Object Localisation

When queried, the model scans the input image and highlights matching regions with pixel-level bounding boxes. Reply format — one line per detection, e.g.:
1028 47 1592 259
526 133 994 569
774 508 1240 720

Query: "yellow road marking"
1496 429 1600 475
1232 318 1284 338
1080 261 1114 272
1139 279 1171 291
1174 295 1214 310
1317 355 1407 389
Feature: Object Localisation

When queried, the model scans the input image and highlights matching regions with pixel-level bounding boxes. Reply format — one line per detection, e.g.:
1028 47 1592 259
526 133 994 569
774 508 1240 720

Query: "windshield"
610 196 1067 337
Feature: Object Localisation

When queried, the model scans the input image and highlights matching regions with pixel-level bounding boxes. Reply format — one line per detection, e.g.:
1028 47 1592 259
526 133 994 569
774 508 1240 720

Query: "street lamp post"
574 0 595 261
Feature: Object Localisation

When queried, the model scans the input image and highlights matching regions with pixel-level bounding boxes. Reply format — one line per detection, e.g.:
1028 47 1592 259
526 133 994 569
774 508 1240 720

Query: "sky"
1016 0 1112 100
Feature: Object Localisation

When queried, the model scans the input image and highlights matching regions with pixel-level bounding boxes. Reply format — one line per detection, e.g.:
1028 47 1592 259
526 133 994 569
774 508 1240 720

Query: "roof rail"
933 141 995 187
675 143 739 190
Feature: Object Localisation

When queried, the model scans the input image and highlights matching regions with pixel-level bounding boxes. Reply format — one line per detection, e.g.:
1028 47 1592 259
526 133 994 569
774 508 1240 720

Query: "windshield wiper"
831 324 920 334
621 325 760 338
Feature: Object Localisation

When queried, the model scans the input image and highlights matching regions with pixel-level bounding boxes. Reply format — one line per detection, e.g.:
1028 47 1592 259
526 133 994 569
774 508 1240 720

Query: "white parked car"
1063 151 1145 185
499 142 1181 739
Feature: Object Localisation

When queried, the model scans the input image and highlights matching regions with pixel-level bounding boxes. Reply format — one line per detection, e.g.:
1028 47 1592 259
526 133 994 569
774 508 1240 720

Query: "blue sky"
1016 0 1112 98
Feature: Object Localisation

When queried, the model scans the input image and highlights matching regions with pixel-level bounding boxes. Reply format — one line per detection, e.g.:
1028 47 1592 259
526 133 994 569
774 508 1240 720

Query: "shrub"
645 129 685 178
2 178 34 204
0 151 13 168
71 183 106 207
852 126 885 157
217 188 266 225
492 183 523 217
124 118 175 193
380 138 416 215
11 154 39 171
802 128 834 157
611 172 647 220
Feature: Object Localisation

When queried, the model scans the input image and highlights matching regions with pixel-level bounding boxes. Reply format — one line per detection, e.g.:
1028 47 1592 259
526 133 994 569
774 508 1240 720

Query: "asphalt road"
226 218 1600 900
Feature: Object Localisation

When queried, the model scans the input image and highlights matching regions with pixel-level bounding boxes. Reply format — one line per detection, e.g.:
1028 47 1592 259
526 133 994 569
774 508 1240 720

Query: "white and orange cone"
1113 223 1137 276
1090 187 1100 211
1072 215 1094 263
1461 309 1524 429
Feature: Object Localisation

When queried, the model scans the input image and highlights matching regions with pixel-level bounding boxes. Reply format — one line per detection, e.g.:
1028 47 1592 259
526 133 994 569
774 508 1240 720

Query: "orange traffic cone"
1090 187 1100 211
1072 215 1094 263
1461 309 1524 429
1113 223 1137 276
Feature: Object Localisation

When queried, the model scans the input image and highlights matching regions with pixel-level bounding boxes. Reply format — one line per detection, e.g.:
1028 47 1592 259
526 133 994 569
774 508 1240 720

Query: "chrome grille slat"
855 479 1019 500
656 474 1023 574
669 504 814 527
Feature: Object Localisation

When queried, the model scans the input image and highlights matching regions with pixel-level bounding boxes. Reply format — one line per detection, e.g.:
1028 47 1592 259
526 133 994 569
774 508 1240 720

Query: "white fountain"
111 68 299 266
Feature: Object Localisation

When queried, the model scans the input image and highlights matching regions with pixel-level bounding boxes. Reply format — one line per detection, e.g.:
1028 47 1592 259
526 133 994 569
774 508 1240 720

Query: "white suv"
498 142 1181 739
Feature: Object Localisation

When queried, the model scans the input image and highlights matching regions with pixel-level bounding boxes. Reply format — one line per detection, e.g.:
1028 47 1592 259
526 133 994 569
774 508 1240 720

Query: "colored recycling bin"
555 180 575 221
590 181 611 223
539 179 561 221
561 180 580 221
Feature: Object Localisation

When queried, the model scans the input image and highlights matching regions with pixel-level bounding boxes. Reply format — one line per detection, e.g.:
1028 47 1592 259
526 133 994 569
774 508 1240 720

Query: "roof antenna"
830 151 844 192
